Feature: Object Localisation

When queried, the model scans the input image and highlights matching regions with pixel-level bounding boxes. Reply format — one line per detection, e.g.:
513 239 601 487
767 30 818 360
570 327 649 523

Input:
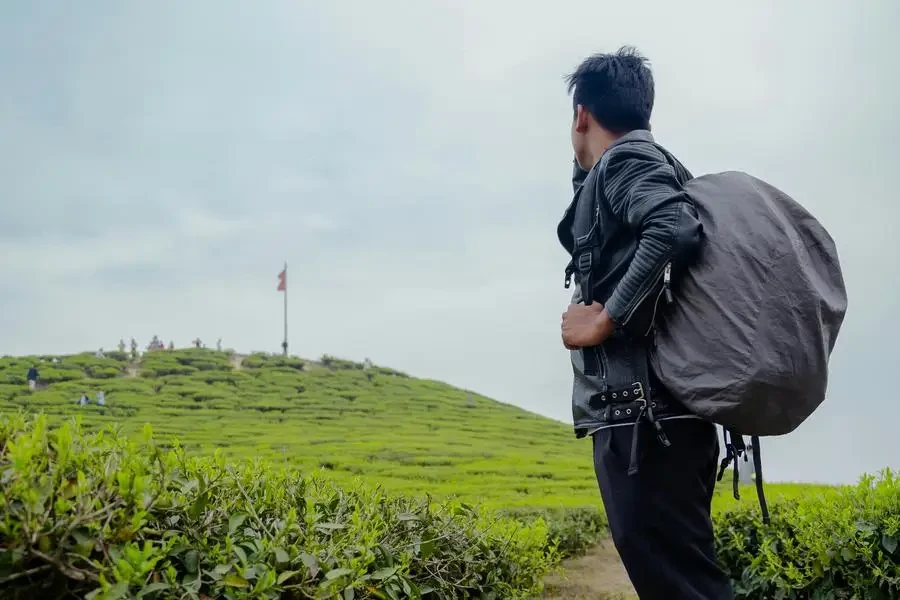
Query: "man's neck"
587 131 623 168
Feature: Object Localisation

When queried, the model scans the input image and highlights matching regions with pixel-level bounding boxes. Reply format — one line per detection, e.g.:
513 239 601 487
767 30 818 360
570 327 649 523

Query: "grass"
0 348 832 518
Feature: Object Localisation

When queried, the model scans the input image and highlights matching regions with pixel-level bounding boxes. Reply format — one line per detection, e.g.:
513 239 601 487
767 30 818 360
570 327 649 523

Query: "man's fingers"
561 330 578 350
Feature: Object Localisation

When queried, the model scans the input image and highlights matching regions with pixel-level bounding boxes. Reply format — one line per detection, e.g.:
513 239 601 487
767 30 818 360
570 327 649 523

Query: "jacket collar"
558 130 655 253
606 129 654 152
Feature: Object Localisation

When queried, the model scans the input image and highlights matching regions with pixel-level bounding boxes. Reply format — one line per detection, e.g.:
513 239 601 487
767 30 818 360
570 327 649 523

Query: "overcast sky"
2 1 897 484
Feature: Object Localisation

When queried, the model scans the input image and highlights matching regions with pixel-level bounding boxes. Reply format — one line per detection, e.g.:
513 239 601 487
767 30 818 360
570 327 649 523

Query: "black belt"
589 382 673 475
589 382 681 421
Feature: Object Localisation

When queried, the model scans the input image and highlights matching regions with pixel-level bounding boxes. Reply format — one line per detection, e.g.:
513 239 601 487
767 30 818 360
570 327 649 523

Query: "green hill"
0 349 824 518
4 349 898 598
0 349 815 515
0 349 599 512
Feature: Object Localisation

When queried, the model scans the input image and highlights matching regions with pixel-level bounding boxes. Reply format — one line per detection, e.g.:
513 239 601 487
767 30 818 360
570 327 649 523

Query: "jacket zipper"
618 258 672 328
642 262 673 337
663 261 673 303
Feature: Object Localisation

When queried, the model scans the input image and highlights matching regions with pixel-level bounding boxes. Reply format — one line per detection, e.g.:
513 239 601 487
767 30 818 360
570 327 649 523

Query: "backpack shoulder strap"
563 164 603 304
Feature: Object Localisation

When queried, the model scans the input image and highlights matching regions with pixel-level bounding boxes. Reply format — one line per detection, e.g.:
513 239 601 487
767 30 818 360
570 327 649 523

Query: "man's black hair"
566 46 654 133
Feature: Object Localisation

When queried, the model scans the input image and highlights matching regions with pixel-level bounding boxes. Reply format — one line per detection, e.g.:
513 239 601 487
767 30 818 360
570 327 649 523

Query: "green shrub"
371 367 409 379
0 414 556 599
503 507 607 558
242 354 269 369
243 355 306 371
714 470 900 599
181 360 228 372
320 356 363 371
60 353 126 372
38 367 85 384
0 384 21 399
138 350 230 377
142 365 198 378
174 355 231 371
86 366 122 380
197 371 247 385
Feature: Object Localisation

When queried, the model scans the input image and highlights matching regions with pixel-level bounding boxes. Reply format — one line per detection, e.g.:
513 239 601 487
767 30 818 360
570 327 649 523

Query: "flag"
277 267 286 292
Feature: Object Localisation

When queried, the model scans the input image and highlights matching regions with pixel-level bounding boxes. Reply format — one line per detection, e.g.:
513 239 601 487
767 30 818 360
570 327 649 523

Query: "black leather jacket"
557 131 703 437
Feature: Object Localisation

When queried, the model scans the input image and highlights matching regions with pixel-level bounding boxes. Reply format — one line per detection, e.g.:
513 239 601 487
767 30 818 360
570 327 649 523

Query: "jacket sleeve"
601 144 702 326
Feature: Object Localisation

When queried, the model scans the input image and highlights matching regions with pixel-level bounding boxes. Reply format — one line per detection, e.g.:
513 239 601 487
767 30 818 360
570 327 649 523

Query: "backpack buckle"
574 250 595 305
577 250 592 272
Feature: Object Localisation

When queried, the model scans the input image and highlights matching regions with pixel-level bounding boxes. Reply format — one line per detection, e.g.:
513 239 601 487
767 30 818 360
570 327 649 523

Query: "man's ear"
574 104 590 134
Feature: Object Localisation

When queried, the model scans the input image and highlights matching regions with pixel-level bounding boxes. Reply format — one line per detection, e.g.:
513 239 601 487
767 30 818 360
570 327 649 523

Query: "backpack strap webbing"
750 435 770 524
716 427 770 524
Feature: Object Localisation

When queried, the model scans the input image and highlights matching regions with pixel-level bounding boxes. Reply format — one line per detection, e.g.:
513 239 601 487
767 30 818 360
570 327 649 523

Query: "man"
26 365 38 390
558 47 733 599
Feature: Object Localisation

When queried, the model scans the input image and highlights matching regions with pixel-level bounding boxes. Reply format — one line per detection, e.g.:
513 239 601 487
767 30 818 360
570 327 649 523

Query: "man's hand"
561 302 616 349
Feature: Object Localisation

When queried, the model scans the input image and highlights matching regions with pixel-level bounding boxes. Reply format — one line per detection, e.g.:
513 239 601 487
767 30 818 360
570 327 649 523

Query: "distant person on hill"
96 390 106 406
77 392 88 406
26 366 38 390
558 48 732 599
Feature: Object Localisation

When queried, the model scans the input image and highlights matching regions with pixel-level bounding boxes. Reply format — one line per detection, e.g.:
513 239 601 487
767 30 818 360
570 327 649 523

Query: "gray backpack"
651 170 847 434
648 164 848 518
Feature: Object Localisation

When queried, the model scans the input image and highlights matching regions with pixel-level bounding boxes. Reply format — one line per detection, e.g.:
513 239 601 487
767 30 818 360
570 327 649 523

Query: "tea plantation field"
0 349 813 516
7 348 893 599
1 349 599 512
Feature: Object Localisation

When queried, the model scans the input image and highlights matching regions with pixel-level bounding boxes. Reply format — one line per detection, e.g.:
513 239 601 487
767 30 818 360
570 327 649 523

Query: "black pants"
592 418 733 600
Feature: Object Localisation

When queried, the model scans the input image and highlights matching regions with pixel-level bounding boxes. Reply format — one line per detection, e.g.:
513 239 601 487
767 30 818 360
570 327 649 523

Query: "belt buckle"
631 382 645 400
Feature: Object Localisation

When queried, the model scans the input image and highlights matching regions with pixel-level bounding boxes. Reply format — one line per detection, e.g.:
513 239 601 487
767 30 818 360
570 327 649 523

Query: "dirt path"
542 541 635 600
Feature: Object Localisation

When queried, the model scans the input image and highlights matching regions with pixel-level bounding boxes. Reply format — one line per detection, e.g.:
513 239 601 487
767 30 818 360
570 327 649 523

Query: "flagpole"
282 261 288 356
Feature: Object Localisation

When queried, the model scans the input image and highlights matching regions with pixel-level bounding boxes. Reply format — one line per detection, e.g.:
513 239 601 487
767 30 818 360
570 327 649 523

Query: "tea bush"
502 507 607 559
715 470 900 599
0 414 556 599
37 367 86 384
244 354 307 371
